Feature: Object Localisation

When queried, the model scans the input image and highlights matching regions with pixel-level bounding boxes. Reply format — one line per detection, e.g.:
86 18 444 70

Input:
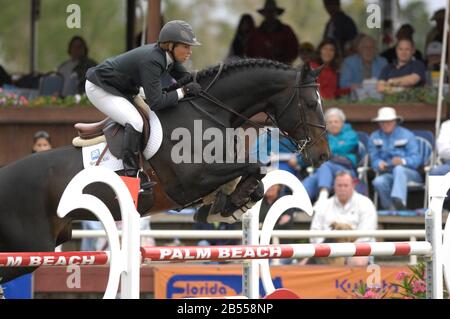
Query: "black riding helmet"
158 20 201 46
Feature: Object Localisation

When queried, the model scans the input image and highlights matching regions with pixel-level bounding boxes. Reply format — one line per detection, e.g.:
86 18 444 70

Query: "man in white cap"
368 107 422 210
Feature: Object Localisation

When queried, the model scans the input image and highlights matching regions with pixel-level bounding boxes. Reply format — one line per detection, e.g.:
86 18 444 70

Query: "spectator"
430 119 450 176
306 171 377 266
58 36 97 96
228 14 255 59
302 108 358 203
377 38 427 94
249 128 307 177
339 34 388 94
245 0 299 65
322 0 358 56
369 107 422 210
310 39 342 99
0 65 11 87
298 42 315 65
425 41 443 73
380 24 424 64
426 8 445 50
259 184 296 232
31 130 52 153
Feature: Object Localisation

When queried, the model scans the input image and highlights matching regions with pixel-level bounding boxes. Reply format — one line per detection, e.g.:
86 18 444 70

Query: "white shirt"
310 192 378 244
437 120 450 162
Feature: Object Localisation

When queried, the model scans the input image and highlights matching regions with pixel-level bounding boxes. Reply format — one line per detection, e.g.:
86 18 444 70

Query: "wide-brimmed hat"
431 8 445 21
257 0 285 15
372 106 403 122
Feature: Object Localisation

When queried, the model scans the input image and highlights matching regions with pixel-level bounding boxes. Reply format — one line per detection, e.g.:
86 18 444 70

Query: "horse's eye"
306 101 317 108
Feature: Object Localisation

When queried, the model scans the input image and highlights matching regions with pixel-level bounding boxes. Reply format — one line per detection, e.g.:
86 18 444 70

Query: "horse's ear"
310 64 325 79
300 63 311 81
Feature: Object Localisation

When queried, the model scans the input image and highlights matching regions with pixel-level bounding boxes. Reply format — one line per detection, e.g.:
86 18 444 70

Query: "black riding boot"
123 124 141 177
123 124 154 193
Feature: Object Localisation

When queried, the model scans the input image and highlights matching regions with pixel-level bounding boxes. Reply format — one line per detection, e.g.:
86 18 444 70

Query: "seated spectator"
426 8 445 49
380 24 424 64
249 128 307 177
430 119 450 176
306 171 377 266
0 64 11 87
260 184 298 266
227 14 255 59
245 0 299 65
377 38 427 94
310 39 342 99
57 36 97 96
339 34 388 95
259 184 296 230
425 41 443 73
302 108 358 203
298 42 315 65
31 130 52 153
369 107 422 210
322 0 358 56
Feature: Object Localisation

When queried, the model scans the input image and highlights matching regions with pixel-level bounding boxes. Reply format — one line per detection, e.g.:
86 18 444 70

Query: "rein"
188 68 327 155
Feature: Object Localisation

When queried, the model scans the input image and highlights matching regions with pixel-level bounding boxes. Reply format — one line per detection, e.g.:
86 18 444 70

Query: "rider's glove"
182 82 202 97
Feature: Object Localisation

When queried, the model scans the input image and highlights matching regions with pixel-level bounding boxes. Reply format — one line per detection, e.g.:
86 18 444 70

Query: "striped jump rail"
0 242 431 267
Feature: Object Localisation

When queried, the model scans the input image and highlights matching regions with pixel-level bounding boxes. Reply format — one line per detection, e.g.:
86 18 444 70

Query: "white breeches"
85 80 143 132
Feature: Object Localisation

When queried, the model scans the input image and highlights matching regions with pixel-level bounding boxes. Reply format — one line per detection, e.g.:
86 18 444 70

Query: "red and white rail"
140 241 432 262
0 241 432 267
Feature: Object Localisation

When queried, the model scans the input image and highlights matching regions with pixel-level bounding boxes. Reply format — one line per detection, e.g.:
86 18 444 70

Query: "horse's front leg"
195 167 265 224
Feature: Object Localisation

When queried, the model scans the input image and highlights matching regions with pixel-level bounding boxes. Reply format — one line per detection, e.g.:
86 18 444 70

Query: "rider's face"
173 43 192 63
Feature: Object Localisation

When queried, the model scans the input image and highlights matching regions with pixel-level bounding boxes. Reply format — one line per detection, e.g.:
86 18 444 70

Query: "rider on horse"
85 20 202 192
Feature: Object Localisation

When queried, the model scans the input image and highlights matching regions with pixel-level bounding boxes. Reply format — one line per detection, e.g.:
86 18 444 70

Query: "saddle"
73 95 151 159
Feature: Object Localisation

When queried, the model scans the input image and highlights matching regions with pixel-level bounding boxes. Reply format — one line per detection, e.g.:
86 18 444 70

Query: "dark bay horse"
0 59 329 284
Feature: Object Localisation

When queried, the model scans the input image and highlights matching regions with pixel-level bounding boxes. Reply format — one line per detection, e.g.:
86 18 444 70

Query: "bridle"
188 66 327 156
266 71 328 155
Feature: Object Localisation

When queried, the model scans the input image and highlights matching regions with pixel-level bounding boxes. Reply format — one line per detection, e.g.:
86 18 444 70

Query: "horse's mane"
196 58 293 82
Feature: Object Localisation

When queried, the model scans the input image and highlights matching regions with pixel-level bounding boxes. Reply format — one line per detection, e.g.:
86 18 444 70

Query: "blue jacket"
339 54 388 88
368 125 421 172
328 123 358 167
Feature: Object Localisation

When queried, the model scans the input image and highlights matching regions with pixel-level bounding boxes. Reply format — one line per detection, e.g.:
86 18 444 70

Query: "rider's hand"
183 82 202 97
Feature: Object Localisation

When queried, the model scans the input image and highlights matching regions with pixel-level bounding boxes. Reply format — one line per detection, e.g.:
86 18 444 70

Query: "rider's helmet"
158 20 201 46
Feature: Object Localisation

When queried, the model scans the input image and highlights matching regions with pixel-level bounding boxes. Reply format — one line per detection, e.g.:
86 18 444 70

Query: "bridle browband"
187 66 327 156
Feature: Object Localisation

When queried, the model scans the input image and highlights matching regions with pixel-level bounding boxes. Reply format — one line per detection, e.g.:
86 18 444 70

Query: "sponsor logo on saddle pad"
90 149 100 161
166 274 282 298
82 142 123 171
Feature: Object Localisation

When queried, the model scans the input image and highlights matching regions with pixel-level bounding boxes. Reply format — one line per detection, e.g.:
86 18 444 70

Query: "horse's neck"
204 69 290 127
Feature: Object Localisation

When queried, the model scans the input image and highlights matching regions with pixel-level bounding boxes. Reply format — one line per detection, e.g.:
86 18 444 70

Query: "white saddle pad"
81 111 163 171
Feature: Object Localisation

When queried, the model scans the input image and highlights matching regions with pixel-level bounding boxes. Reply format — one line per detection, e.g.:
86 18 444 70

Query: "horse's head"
269 63 330 166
